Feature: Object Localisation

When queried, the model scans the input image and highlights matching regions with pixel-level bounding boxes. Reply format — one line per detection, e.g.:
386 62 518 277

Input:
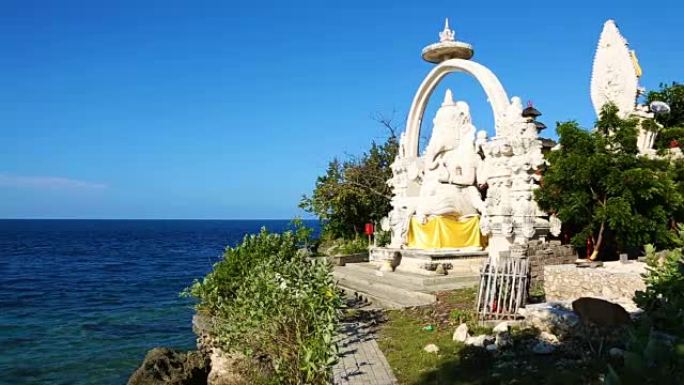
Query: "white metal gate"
476 254 529 320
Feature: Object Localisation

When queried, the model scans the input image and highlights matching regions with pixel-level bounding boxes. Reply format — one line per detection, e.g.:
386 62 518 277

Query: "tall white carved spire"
590 19 639 118
439 18 455 42
442 88 455 106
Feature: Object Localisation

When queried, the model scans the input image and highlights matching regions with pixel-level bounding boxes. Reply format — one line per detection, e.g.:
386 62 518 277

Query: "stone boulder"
452 323 469 342
465 334 494 348
492 321 510 334
128 348 209 385
609 347 624 358
495 332 513 349
539 331 559 344
532 341 556 355
571 297 631 328
518 302 579 338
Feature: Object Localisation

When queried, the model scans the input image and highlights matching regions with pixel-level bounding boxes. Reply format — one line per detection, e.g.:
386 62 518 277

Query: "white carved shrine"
372 18 670 275
374 20 556 274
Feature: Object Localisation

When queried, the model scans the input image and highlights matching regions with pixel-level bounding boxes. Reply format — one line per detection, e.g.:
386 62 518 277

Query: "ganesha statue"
407 90 487 249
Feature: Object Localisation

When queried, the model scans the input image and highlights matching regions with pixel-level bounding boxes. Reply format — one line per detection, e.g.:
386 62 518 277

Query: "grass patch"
377 310 491 384
376 288 606 385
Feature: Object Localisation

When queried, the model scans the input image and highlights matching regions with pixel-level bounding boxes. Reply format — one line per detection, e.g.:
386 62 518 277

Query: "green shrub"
336 237 368 254
374 230 391 247
322 237 368 256
635 240 684 337
185 223 342 385
605 326 684 385
449 308 476 326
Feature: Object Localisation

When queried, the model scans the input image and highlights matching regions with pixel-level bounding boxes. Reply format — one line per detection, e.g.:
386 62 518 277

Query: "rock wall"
544 262 646 312
525 240 577 288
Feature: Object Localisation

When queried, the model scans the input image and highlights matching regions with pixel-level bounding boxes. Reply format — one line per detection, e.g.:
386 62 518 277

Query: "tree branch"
345 180 392 200
371 110 402 139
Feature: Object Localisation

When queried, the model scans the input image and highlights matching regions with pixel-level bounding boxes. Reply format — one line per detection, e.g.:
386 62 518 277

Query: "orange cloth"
407 215 486 249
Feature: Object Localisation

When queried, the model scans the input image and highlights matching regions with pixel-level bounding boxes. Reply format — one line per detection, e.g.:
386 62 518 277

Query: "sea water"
0 219 317 385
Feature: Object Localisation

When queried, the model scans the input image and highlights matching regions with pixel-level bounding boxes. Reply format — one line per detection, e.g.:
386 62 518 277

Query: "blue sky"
1 0 682 219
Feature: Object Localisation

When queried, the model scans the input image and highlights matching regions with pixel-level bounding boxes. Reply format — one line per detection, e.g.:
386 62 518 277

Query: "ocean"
0 219 318 385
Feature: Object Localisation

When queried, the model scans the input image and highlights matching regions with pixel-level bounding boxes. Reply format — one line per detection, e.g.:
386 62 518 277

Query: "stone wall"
544 262 646 312
525 240 577 288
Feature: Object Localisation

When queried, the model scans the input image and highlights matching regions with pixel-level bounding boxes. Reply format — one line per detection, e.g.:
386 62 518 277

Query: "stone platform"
333 262 480 309
370 247 487 276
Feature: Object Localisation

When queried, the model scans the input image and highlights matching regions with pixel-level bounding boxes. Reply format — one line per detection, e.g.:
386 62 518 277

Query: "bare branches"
370 110 403 139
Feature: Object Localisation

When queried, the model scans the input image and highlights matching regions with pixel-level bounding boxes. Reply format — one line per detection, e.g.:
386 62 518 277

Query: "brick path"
332 321 398 385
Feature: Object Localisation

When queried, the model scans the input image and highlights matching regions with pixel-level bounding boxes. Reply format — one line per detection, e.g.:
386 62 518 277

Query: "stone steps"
335 268 435 309
341 263 480 290
333 263 480 309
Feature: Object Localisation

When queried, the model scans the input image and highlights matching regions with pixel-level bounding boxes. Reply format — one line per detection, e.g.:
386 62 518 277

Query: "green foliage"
653 126 684 151
605 326 684 385
647 82 684 129
635 237 684 337
535 104 683 256
527 282 546 303
300 134 398 240
319 237 368 255
374 229 391 247
335 237 369 255
448 308 476 326
185 223 342 385
379 297 604 385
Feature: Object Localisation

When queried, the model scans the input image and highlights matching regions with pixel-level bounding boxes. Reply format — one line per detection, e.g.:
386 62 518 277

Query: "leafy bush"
635 241 684 337
336 237 368 255
185 223 342 385
323 237 368 256
605 326 684 385
374 229 391 247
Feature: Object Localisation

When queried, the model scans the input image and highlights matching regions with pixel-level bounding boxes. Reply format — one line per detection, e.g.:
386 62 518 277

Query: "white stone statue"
590 19 661 155
414 89 485 223
590 20 639 119
382 19 557 257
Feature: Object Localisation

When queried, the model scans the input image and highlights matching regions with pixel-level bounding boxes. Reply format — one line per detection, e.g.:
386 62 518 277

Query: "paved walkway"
332 321 398 385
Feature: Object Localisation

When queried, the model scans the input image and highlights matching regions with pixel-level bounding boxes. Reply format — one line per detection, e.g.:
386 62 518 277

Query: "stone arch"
404 58 510 157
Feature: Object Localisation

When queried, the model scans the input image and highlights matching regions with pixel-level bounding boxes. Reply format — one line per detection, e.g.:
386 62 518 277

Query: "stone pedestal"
371 247 486 276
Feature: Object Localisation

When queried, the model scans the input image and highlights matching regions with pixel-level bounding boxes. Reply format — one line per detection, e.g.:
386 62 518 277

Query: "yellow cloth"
407 215 486 249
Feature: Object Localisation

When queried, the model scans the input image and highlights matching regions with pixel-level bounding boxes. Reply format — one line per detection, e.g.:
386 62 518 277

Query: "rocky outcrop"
205 350 257 385
192 313 271 385
127 348 209 385
129 313 272 385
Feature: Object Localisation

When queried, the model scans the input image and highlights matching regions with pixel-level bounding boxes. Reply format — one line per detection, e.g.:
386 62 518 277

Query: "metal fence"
476 253 530 320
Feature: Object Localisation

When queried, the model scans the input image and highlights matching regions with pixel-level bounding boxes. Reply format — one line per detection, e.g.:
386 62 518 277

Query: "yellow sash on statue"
407 215 486 249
